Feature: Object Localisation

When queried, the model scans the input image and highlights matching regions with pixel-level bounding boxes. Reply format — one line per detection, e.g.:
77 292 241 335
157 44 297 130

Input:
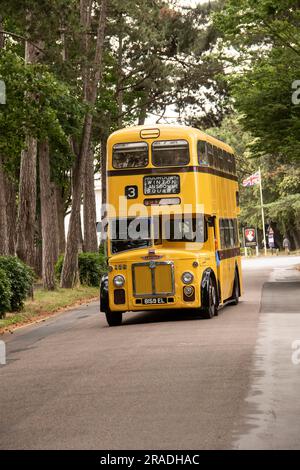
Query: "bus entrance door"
210 216 222 302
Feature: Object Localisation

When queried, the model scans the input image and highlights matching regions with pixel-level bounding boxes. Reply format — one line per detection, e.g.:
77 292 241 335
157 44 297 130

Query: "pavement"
0 255 300 450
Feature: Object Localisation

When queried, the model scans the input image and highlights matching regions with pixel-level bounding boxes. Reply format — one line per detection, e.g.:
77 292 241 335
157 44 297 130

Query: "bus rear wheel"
230 271 240 306
202 278 218 319
105 310 123 327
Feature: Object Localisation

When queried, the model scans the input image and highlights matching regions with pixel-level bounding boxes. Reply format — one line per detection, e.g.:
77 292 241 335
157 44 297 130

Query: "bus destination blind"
143 175 180 195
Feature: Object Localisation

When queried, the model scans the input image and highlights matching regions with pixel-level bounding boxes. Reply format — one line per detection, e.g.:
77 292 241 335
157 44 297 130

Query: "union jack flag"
242 171 260 187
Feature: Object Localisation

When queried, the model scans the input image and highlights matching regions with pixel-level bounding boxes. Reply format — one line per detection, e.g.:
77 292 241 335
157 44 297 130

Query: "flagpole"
259 167 267 256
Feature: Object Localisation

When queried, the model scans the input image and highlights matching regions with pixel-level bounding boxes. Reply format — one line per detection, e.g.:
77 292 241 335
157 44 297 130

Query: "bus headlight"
113 275 125 288
182 272 194 285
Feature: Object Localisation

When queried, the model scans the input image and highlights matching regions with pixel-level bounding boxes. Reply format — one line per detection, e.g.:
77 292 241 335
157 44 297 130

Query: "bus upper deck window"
112 142 148 169
226 152 233 173
197 141 208 165
217 148 223 170
152 140 189 167
219 149 226 171
207 144 214 167
212 147 219 168
224 152 230 173
232 155 237 175
227 153 233 173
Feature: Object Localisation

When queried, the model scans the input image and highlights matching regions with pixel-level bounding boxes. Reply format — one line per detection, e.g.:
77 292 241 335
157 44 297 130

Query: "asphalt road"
1 255 300 450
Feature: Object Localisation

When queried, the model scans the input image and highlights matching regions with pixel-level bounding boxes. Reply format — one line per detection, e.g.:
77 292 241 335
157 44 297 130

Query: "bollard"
0 340 6 365
0 80 6 105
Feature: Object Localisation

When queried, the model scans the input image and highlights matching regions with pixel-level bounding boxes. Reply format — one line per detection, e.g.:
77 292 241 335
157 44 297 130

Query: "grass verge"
0 285 99 333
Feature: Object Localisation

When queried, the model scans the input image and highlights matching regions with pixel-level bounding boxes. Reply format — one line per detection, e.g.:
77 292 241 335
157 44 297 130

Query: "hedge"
0 267 12 319
0 256 35 312
55 252 107 287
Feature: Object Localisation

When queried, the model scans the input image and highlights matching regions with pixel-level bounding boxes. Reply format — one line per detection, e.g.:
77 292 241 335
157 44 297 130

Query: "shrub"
99 243 106 256
0 267 12 319
54 254 64 281
0 256 35 312
79 252 107 286
55 252 107 287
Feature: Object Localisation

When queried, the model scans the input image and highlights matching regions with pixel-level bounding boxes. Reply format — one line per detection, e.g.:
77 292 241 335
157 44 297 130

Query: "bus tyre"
202 278 218 319
105 310 123 327
230 271 240 306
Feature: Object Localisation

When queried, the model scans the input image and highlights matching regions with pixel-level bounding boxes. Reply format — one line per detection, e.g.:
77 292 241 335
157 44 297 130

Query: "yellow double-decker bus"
100 125 242 326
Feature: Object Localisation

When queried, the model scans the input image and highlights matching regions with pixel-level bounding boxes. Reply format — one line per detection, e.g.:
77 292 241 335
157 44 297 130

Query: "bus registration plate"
144 175 180 195
142 297 167 305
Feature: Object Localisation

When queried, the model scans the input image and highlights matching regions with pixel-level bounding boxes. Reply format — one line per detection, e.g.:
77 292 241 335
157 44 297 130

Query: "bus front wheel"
202 277 218 319
105 310 123 327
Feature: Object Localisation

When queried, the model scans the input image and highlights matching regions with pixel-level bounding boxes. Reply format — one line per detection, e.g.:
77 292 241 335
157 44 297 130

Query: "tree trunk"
138 111 147 125
4 176 17 255
16 36 43 268
83 147 98 252
0 21 8 255
61 0 108 288
34 209 43 278
78 208 84 253
100 135 107 247
39 140 56 290
55 185 66 255
61 116 90 287
0 155 9 255
16 135 37 267
116 26 124 128
291 228 300 250
138 93 149 125
51 181 60 264
0 16 5 49
61 157 81 288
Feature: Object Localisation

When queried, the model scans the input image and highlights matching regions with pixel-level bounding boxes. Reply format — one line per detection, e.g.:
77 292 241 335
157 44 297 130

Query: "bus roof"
108 124 235 154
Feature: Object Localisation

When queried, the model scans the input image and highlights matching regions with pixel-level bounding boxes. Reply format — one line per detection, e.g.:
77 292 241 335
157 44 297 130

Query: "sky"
180 0 209 6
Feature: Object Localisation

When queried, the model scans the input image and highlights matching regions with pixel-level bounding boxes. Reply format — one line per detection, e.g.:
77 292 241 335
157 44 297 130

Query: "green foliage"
211 0 300 247
97 0 228 131
227 48 300 162
207 114 300 243
0 256 35 312
78 253 107 287
0 268 12 319
55 253 107 287
214 0 300 163
0 48 84 169
55 255 65 280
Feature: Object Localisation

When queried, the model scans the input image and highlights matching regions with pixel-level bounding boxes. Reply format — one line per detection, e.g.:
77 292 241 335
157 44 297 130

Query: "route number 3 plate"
125 185 138 199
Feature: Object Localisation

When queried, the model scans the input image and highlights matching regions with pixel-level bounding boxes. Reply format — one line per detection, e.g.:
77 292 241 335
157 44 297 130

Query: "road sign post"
243 227 258 257
259 168 267 256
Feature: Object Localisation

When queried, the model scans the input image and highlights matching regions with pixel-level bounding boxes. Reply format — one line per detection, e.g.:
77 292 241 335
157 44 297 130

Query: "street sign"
244 227 258 247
